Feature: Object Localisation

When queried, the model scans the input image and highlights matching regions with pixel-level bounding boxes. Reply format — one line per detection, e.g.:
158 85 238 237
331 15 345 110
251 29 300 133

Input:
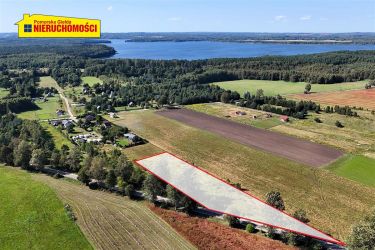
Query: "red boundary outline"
134 152 346 246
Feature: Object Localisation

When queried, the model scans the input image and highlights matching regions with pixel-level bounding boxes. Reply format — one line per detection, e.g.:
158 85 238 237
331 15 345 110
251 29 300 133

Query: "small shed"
124 133 138 142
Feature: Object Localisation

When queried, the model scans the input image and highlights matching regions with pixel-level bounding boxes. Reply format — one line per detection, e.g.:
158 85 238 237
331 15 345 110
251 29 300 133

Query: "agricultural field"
0 166 92 250
270 110 375 157
327 155 375 188
17 96 66 120
214 79 366 96
33 173 195 250
121 143 164 161
187 103 283 129
187 102 375 157
40 122 74 149
81 76 103 87
110 110 375 241
150 206 295 250
38 76 61 91
0 87 9 98
158 108 342 167
289 88 375 110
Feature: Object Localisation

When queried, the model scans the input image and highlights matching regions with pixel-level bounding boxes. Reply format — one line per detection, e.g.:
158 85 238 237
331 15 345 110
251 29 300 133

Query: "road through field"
158 109 343 167
33 174 196 250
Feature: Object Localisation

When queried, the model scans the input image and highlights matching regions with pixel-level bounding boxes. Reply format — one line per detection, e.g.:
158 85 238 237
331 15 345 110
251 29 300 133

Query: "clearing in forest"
214 79 366 96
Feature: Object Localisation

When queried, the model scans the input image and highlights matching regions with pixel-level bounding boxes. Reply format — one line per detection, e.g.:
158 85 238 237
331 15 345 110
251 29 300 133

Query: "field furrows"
33 175 196 250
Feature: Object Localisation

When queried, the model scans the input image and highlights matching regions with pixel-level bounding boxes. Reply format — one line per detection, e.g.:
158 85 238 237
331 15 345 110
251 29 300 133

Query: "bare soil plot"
157 109 342 167
33 174 196 250
289 88 375 110
150 206 296 250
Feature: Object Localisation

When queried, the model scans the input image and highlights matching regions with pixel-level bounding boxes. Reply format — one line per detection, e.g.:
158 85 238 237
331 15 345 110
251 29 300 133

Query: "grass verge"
0 166 92 250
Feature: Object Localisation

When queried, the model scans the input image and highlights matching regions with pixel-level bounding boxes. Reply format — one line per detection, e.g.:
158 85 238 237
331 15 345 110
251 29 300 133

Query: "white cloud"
300 15 312 21
167 17 182 22
274 15 287 22
107 5 113 11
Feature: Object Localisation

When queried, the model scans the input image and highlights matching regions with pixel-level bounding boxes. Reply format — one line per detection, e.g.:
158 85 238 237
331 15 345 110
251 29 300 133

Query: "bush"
245 223 256 233
53 173 63 179
64 204 76 221
88 181 99 190
125 184 135 199
224 215 240 228
314 117 322 123
335 120 344 128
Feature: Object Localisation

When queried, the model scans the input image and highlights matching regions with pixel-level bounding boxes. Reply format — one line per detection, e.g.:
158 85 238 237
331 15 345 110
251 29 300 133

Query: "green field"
111 110 375 241
81 76 103 87
0 166 92 250
327 155 375 187
17 96 65 120
38 76 61 90
0 87 9 98
40 122 74 149
116 138 130 147
214 79 366 96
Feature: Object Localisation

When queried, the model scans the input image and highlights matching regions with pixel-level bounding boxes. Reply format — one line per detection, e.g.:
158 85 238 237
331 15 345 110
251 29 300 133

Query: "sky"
0 0 374 33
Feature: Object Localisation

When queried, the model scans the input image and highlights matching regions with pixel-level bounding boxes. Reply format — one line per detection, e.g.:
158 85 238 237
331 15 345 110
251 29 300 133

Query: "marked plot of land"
158 109 343 167
136 153 344 246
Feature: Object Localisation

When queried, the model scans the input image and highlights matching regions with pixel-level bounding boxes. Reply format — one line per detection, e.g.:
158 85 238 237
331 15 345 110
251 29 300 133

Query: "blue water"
107 39 375 60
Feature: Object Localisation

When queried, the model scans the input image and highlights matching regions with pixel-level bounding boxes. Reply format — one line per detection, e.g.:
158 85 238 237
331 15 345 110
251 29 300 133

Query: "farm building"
56 109 65 116
124 133 138 142
108 112 118 118
62 119 74 129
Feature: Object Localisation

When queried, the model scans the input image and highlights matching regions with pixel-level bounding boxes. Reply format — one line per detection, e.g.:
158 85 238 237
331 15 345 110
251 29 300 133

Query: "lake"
106 39 375 60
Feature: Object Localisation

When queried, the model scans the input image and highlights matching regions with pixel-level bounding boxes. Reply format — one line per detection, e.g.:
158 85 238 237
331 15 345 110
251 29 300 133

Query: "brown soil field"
33 174 196 250
289 88 375 110
157 108 343 167
150 206 295 250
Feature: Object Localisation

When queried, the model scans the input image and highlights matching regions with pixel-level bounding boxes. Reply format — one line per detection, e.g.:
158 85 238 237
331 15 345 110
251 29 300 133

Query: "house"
280 115 289 122
85 114 96 122
124 133 138 142
50 120 62 126
62 119 74 129
56 109 65 116
108 112 118 118
103 120 112 128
